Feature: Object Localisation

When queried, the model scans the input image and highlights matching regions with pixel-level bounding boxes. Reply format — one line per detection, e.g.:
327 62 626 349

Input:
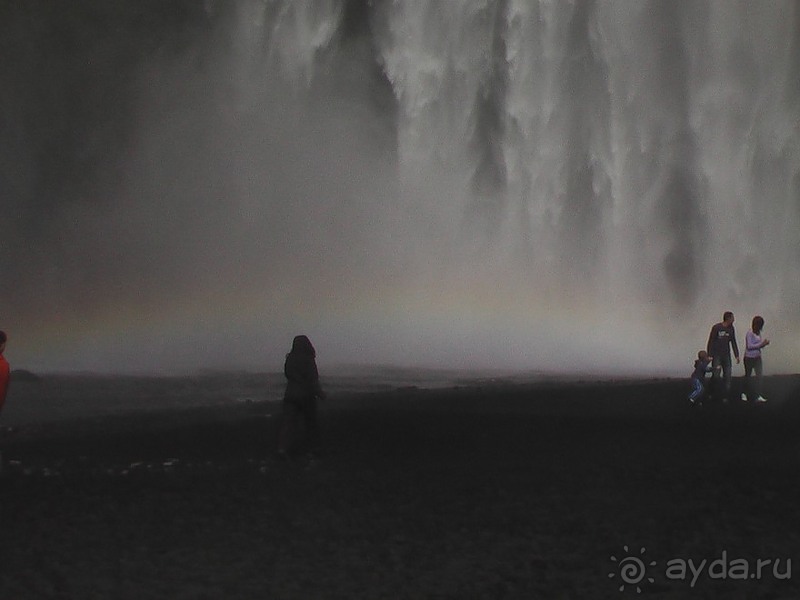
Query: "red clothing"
0 355 9 414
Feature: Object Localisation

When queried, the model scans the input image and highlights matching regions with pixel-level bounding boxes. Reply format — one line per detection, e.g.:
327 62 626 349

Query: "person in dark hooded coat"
277 335 325 458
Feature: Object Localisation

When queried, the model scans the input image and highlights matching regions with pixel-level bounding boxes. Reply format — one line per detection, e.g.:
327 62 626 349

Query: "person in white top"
741 315 770 403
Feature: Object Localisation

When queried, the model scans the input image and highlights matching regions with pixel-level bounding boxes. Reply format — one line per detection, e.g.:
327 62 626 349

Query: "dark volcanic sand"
2 376 800 599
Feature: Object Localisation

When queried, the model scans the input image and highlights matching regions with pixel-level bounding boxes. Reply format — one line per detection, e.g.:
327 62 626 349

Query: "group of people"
281 313 776 459
689 311 770 406
281 314 774 457
0 318 776 459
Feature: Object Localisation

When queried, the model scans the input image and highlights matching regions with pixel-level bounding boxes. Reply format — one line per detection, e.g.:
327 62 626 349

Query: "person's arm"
707 325 716 356
746 331 760 352
754 332 770 349
731 327 740 361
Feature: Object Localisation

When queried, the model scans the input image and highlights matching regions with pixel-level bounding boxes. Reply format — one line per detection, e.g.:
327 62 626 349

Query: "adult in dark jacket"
706 311 740 402
277 335 325 458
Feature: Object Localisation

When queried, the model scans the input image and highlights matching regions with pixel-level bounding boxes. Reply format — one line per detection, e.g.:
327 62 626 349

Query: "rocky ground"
1 375 799 599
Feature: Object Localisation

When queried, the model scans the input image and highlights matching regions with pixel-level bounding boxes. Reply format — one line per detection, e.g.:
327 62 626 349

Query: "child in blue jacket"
689 350 714 405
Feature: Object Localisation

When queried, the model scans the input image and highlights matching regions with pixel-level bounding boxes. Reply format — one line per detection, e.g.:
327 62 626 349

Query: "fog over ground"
2 1 799 376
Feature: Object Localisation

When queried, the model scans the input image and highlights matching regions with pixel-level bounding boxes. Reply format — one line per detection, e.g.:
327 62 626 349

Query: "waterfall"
229 0 799 371
4 0 798 373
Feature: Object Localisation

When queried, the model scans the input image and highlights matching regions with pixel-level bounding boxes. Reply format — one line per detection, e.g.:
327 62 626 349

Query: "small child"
689 350 713 405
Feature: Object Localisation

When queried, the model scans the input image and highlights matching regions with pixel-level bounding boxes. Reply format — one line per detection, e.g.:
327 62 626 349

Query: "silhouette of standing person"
742 315 770 403
706 311 740 402
277 335 325 459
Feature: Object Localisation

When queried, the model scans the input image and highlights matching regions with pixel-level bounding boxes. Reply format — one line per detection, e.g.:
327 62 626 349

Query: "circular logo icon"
609 546 656 593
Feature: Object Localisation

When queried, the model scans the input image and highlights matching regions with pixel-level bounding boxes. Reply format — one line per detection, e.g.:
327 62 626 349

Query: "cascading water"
225 0 800 373
4 1 799 374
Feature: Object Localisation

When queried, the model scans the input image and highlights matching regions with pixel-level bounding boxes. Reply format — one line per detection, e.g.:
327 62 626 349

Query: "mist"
2 0 799 376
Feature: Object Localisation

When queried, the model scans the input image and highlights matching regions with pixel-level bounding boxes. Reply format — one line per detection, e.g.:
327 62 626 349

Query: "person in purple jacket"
706 311 740 402
741 315 770 403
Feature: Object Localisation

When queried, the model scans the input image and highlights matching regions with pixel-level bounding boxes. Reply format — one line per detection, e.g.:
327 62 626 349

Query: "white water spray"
223 0 799 374
7 1 798 375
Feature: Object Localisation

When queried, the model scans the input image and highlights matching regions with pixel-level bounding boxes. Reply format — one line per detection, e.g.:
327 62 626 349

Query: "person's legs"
753 356 765 400
688 378 704 402
743 357 755 401
710 355 723 399
721 355 733 399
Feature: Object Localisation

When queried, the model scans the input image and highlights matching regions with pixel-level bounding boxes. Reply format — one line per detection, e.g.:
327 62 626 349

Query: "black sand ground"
2 375 800 599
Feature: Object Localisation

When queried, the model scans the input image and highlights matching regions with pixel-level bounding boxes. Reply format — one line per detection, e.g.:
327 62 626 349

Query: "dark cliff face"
0 1 212 210
0 0 397 238
0 1 220 308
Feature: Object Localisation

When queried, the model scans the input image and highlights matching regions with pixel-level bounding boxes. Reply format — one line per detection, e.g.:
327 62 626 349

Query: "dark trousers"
711 354 732 398
278 396 319 455
743 356 763 399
